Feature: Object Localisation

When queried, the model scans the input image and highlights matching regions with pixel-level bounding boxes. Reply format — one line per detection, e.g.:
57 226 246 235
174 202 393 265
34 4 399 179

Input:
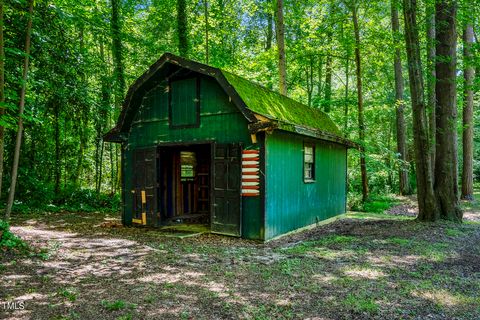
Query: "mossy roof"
221 71 341 136
104 53 350 145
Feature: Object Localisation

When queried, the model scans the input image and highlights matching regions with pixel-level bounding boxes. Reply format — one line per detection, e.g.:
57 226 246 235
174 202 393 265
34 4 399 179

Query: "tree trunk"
54 103 61 194
317 55 323 99
5 0 34 219
74 26 87 186
434 0 462 221
352 4 369 202
344 57 349 137
177 0 189 57
98 141 105 194
402 0 437 221
266 1 273 51
275 0 287 95
386 114 394 188
111 0 125 108
96 38 109 194
391 0 410 195
305 55 314 107
426 2 436 173
110 134 115 194
461 22 475 200
324 32 333 113
0 0 5 199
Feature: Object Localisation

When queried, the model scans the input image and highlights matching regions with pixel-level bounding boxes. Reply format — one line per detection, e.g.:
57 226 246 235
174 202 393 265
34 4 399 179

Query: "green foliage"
343 293 379 315
9 180 120 214
58 288 77 302
386 237 412 246
350 194 398 213
0 219 28 253
1 0 478 215
101 300 137 312
101 300 127 311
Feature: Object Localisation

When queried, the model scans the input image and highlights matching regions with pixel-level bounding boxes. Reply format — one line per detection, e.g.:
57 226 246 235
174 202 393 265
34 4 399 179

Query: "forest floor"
1 191 480 320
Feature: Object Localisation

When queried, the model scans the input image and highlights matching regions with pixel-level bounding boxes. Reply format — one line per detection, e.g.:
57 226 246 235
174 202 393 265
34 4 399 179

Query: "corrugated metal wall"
123 75 263 239
265 131 347 240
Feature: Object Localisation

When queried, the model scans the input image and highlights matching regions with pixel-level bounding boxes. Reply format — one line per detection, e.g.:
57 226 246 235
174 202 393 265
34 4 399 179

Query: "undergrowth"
349 193 399 213
8 186 120 214
0 219 29 253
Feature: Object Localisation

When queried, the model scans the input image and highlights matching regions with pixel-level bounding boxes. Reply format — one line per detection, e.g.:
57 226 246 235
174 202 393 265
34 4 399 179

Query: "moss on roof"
221 70 341 136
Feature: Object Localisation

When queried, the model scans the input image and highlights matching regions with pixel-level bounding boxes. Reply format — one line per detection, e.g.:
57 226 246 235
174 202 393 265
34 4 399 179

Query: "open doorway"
131 142 242 236
158 143 212 224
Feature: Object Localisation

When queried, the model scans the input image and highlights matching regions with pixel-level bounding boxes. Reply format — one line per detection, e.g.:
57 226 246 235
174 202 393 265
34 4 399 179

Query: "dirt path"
386 194 480 222
1 226 155 319
1 197 480 319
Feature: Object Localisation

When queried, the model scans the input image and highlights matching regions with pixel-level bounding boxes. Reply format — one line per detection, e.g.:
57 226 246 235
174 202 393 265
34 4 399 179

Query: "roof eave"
277 122 358 148
103 127 127 143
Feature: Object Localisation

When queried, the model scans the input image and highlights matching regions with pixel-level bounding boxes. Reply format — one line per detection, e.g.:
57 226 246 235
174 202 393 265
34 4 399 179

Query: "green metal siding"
123 75 263 240
170 78 199 127
265 131 347 240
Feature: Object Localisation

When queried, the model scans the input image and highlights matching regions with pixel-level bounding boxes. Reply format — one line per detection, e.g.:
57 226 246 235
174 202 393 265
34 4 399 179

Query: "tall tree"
343 57 350 136
324 32 333 113
0 0 5 199
351 3 369 202
426 1 436 172
265 0 273 51
177 0 189 57
391 0 410 195
403 0 437 221
275 0 287 95
434 0 462 221
111 0 125 194
305 55 314 106
324 33 333 112
111 0 125 106
204 0 209 64
461 19 475 200
5 0 34 219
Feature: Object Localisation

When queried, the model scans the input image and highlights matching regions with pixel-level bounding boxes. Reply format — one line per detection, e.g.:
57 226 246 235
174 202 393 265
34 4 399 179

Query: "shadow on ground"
1 196 480 320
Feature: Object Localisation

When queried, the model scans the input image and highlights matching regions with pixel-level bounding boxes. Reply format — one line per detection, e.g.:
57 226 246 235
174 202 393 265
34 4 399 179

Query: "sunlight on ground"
343 267 386 280
3 190 480 319
412 289 469 308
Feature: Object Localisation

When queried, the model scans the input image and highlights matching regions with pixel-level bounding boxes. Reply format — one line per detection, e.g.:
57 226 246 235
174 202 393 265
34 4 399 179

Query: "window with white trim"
304 144 315 182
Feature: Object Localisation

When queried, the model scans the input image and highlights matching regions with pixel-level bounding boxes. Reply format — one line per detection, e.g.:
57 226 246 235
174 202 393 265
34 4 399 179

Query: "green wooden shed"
104 53 355 241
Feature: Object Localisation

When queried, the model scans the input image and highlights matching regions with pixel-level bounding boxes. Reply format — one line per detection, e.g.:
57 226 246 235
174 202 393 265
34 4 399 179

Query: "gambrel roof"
104 53 355 147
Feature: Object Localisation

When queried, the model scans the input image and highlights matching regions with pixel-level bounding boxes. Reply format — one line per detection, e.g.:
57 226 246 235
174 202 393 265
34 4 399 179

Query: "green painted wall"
265 131 347 240
123 75 263 240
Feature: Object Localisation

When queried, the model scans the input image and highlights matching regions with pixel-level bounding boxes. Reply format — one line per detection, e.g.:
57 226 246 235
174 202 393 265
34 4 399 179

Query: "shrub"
349 193 398 213
0 219 28 253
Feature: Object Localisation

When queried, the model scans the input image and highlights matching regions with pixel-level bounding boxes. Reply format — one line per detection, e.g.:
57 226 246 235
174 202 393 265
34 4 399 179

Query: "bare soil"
1 195 480 320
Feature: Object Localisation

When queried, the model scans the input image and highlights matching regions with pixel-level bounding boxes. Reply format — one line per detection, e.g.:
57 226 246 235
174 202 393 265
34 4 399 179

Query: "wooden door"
211 143 241 236
132 148 158 226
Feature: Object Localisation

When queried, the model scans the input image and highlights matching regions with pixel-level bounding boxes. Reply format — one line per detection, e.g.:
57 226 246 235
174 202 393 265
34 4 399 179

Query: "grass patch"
347 211 412 220
281 235 357 255
116 314 133 320
445 228 464 237
101 300 137 311
386 237 412 247
58 288 77 302
350 194 399 213
343 293 379 315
